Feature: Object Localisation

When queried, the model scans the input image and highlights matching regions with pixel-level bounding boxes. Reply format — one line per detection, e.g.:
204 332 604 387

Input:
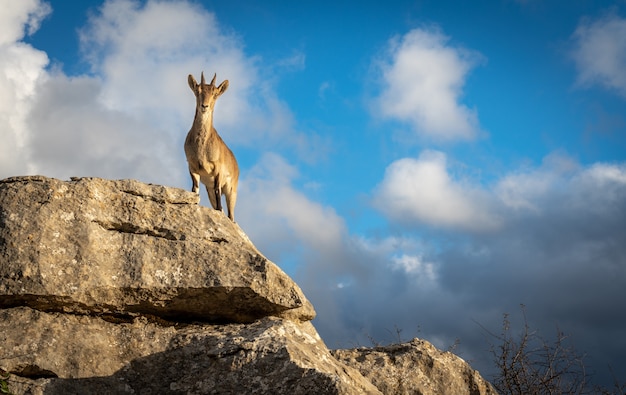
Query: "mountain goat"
184 72 239 221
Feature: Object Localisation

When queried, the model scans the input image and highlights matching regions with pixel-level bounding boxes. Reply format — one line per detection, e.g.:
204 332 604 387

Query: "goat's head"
188 72 229 114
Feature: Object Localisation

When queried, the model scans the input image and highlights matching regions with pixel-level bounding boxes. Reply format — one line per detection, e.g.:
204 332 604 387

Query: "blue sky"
2 0 626 387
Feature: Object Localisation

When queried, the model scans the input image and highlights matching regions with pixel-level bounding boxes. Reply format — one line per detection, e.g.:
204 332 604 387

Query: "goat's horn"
210 73 217 86
200 72 206 85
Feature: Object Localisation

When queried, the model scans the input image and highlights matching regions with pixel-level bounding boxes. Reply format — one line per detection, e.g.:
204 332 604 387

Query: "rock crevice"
92 218 185 241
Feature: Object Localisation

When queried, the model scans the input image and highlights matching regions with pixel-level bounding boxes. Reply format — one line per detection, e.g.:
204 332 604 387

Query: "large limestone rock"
0 176 496 395
0 176 314 323
332 339 498 395
1 307 380 395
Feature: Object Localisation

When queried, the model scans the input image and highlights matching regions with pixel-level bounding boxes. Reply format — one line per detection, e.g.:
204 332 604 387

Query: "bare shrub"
480 305 588 395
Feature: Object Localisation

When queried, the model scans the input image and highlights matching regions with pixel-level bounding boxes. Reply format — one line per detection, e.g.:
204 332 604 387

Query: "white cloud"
374 27 483 141
494 153 626 220
0 0 50 178
391 253 436 282
79 0 253 130
0 0 321 182
77 0 318 156
26 73 179 183
572 12 626 97
568 162 626 216
374 150 626 236
495 153 579 212
237 153 347 263
374 150 499 231
0 0 50 45
581 161 626 186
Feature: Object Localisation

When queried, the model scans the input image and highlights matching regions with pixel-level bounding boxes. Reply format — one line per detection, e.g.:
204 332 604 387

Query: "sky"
2 0 626 387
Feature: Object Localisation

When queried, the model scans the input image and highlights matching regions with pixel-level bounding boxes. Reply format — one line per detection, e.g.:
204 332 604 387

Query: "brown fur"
184 72 239 221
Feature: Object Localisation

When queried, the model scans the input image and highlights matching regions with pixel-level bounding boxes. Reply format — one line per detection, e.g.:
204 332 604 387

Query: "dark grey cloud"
282 157 626 387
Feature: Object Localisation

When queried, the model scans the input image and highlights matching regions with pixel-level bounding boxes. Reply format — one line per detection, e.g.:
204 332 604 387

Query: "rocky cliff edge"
0 176 496 395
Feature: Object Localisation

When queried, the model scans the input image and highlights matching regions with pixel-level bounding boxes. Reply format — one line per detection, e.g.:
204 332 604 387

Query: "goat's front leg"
189 172 200 194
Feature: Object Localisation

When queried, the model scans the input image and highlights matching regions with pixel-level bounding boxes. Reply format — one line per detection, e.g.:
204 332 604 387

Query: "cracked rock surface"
1 307 380 395
0 176 315 323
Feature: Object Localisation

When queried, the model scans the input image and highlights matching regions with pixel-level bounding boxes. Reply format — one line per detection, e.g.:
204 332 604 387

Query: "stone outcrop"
0 176 314 323
333 340 498 395
1 307 379 394
0 176 496 394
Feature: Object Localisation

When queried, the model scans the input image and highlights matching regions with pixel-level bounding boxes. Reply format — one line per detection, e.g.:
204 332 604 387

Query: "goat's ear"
217 80 229 96
188 74 198 91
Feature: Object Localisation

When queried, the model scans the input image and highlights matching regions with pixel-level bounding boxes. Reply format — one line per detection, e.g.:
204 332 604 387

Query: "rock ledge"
0 176 315 323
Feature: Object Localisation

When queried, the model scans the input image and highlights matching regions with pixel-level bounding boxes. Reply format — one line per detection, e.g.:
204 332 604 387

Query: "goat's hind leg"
213 176 222 211
225 184 237 222
205 182 220 211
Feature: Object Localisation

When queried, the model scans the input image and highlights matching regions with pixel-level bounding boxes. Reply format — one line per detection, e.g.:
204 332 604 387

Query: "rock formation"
0 176 496 394
333 340 498 395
